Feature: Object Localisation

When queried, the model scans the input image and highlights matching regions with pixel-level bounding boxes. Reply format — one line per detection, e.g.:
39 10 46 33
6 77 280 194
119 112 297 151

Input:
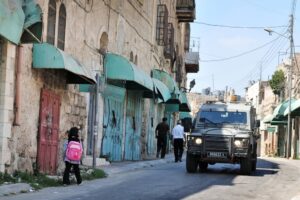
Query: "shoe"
179 159 182 162
175 160 178 162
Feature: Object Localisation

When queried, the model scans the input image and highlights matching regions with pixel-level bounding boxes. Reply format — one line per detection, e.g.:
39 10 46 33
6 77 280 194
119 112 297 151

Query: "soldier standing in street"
155 117 170 159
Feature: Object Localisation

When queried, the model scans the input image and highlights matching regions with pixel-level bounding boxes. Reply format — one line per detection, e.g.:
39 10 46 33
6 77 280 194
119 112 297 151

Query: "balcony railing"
176 0 195 22
185 52 199 73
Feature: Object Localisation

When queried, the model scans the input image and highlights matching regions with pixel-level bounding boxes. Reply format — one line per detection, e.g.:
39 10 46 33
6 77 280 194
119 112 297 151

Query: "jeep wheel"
186 153 198 173
240 157 252 175
199 162 208 172
251 160 257 171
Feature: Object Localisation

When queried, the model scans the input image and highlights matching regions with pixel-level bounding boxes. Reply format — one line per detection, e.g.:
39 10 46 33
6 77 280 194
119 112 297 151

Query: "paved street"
2 157 300 200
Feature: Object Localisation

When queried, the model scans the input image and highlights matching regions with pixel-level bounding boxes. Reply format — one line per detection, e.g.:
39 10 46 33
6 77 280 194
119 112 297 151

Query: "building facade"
0 0 198 174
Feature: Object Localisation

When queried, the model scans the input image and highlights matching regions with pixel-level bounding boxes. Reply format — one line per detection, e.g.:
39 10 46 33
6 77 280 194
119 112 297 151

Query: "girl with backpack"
63 127 82 185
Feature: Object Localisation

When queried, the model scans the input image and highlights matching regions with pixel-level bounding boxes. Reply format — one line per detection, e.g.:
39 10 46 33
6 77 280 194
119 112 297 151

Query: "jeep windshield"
199 111 247 127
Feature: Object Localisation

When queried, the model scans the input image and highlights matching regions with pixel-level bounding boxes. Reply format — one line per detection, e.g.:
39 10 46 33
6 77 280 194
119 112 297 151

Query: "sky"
187 0 300 96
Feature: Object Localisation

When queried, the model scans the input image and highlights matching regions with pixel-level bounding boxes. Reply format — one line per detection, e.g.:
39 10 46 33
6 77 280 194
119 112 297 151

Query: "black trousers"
157 137 167 158
173 138 184 162
63 161 82 185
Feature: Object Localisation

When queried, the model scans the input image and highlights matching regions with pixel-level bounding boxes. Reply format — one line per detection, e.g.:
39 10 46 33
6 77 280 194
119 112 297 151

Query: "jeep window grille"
164 23 174 59
184 23 190 51
156 4 168 46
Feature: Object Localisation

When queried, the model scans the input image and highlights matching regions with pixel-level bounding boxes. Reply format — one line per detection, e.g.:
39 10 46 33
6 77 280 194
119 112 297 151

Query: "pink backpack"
66 141 83 161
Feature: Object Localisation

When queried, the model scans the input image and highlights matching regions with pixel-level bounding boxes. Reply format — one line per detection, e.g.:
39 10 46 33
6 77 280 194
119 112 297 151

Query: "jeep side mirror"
255 120 260 128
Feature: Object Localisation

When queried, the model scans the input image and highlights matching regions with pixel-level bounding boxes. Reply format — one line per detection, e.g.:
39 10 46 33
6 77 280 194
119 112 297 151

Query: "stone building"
0 0 198 174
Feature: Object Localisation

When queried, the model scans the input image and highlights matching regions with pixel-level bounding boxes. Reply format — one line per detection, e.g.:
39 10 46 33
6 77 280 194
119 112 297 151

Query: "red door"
37 89 61 175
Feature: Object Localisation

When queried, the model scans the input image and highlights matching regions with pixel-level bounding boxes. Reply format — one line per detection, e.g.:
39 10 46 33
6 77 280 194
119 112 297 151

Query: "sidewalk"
0 153 177 197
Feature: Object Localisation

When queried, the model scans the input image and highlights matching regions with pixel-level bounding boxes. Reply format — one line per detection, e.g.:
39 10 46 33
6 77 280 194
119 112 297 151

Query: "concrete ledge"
0 183 32 196
82 157 110 167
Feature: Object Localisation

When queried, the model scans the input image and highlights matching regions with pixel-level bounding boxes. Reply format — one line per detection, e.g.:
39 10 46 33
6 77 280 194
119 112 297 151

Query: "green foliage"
269 70 285 95
0 168 106 189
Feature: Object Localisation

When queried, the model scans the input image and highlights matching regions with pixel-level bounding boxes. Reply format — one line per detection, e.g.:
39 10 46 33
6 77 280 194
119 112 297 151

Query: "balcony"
176 0 196 22
185 52 199 73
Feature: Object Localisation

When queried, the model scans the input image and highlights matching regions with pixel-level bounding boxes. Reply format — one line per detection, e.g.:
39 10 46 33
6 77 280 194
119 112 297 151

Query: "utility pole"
287 0 296 158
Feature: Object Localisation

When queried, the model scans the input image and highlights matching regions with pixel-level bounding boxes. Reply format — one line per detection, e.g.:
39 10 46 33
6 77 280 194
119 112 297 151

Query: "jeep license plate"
207 152 227 158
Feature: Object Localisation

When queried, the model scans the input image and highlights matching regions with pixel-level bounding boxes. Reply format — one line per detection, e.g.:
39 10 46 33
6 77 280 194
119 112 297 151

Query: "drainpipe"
14 45 23 126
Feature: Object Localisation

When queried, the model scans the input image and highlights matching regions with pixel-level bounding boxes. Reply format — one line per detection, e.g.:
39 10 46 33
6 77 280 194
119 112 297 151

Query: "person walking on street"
63 127 82 185
155 117 170 159
171 120 185 162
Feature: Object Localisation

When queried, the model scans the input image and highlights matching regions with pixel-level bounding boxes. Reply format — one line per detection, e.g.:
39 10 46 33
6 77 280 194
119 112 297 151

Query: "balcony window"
176 0 195 22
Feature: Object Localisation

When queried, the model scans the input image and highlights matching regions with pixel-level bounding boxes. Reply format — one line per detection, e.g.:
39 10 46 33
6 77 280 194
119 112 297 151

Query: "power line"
200 36 284 62
193 21 288 29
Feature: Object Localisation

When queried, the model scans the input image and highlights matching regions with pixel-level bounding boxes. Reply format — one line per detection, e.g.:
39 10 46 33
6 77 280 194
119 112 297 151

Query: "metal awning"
32 43 96 84
273 99 295 119
0 0 42 44
104 53 154 91
179 112 192 119
179 91 191 112
21 0 43 43
152 78 171 102
152 69 180 104
284 99 300 117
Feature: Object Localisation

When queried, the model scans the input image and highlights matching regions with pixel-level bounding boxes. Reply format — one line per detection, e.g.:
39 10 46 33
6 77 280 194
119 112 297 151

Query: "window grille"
176 56 183 83
164 23 174 59
184 23 190 51
156 4 168 46
47 0 56 45
57 4 66 50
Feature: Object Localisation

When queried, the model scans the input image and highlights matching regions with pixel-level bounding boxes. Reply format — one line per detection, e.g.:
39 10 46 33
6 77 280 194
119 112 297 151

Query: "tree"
269 70 285 95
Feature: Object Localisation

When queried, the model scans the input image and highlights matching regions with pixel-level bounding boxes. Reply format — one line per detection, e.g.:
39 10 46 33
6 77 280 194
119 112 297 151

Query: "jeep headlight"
195 138 202 145
234 139 248 147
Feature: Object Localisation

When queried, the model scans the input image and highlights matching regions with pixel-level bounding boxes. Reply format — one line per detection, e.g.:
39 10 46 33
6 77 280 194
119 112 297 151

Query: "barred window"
57 4 66 50
164 23 174 59
47 0 56 45
184 23 190 51
156 4 168 46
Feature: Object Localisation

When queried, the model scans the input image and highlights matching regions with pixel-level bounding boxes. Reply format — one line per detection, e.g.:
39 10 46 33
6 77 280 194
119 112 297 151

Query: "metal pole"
287 14 294 158
93 74 100 168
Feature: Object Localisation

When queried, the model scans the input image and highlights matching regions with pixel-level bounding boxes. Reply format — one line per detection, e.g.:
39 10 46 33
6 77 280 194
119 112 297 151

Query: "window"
156 4 168 46
184 23 190 51
164 23 174 59
47 0 56 45
57 4 66 50
134 55 138 65
130 52 134 62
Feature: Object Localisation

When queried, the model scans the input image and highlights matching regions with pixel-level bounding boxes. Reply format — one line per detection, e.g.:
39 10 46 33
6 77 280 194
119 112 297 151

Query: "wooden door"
37 89 60 175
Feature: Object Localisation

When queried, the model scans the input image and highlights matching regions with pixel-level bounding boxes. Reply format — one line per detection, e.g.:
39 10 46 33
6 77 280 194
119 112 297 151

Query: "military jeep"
186 101 260 175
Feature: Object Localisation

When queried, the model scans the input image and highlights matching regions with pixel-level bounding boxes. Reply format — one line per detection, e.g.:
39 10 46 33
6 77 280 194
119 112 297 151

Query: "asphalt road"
3 157 300 200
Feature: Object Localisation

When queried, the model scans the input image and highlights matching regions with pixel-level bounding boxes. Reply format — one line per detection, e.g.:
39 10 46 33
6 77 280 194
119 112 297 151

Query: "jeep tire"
199 162 208 172
240 156 252 175
186 153 198 173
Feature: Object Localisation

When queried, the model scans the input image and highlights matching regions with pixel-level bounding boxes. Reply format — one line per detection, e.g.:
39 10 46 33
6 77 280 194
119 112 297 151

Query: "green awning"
152 78 171 102
284 99 300 117
104 53 154 91
32 43 96 84
267 126 276 133
21 0 42 43
0 0 42 44
179 112 192 119
152 69 180 104
179 91 191 112
0 0 25 44
273 99 295 119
